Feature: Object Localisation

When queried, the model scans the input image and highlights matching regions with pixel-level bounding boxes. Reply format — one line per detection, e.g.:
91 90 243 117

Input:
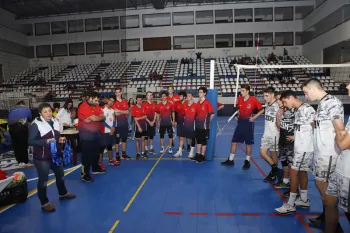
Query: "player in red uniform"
167 86 179 104
221 84 264 169
78 91 106 182
113 88 130 160
131 95 148 159
156 91 175 154
194 87 215 163
183 92 197 158
217 102 224 111
174 91 188 157
142 91 157 154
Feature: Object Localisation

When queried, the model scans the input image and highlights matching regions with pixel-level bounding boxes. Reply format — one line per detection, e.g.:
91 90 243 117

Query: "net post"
206 59 217 161
234 67 241 107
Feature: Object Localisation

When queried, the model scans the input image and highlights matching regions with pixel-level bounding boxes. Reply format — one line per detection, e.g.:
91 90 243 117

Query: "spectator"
8 101 32 167
56 99 73 131
196 52 202 60
52 103 60 118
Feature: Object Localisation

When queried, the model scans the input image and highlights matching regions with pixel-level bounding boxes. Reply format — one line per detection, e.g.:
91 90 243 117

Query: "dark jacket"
28 117 61 161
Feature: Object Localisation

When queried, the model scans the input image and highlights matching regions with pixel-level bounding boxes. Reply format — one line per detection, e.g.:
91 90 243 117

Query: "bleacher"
0 56 348 104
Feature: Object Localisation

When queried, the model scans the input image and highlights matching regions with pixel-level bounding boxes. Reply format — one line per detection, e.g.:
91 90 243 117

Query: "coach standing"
8 101 32 167
78 92 106 182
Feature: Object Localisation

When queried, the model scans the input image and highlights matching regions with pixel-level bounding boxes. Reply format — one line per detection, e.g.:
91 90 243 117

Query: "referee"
221 85 264 169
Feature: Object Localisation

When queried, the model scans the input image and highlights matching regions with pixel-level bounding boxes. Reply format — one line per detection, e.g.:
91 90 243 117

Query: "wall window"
275 7 293 21
69 42 85 56
235 33 253 47
86 41 102 55
234 8 253 23
295 6 314 19
215 9 233 23
51 21 67 34
120 15 139 29
173 12 194 25
254 8 273 22
295 32 302 45
275 32 293 46
103 40 120 53
35 23 50 36
102 17 119 30
68 19 84 33
173 36 195 49
36 45 51 58
196 10 213 24
85 18 101 31
143 37 171 51
121 39 140 52
196 35 214 49
216 34 233 48
255 33 273 46
52 44 68 57
143 13 171 27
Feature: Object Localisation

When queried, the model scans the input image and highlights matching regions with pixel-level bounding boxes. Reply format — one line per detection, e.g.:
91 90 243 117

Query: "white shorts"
326 171 350 213
291 151 313 172
260 135 279 152
312 154 339 183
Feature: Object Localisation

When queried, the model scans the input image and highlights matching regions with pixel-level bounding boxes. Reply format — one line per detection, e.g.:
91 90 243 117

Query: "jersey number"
265 115 275 122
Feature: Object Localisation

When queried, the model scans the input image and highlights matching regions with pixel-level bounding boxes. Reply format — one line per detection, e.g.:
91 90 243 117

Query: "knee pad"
281 160 289 167
122 137 127 143
149 136 153 140
160 133 165 139
99 147 106 154
202 140 207 146
168 133 173 139
115 137 120 144
106 145 112 151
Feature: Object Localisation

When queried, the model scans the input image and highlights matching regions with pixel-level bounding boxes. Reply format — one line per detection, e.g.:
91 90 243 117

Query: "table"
60 129 79 165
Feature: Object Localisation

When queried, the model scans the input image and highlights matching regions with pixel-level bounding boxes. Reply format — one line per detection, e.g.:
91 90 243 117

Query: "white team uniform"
326 117 350 212
261 100 279 151
292 103 315 171
102 107 115 133
313 94 344 182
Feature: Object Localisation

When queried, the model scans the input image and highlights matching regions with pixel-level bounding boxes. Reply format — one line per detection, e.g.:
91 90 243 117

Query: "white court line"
26 164 82 182
0 164 81 214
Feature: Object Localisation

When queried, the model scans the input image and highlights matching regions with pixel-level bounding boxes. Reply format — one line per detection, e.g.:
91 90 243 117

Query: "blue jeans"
34 160 68 206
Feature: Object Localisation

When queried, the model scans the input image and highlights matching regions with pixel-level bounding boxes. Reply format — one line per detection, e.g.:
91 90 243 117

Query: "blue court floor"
1 116 349 233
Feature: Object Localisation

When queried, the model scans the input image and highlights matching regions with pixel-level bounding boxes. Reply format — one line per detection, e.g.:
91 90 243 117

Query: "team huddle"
222 79 350 233
77 86 215 182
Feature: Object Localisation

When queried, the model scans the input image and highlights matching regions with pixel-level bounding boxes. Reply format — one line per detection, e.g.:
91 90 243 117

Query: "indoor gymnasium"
1 0 350 232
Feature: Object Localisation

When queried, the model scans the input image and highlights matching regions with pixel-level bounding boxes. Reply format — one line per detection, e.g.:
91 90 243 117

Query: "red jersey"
174 100 187 122
195 99 214 130
237 96 263 119
78 102 103 140
131 104 147 131
217 102 223 108
167 94 179 104
156 101 174 126
142 101 157 122
113 98 129 128
183 102 197 131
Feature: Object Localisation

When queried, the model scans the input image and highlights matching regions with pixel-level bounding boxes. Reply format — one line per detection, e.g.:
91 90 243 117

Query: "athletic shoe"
273 182 290 189
263 171 276 182
168 148 173 154
308 215 324 227
196 154 205 163
275 203 296 215
174 150 182 157
116 155 121 161
122 153 131 160
149 148 156 154
191 153 199 161
295 197 310 208
142 152 148 158
221 159 234 166
188 147 195 158
242 160 250 170
187 145 191 152
99 163 106 171
160 147 165 153
136 154 141 160
92 167 106 175
108 159 120 166
82 175 94 182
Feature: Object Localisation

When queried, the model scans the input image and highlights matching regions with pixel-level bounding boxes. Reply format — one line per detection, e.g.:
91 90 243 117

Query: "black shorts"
177 121 186 138
159 125 173 135
116 125 129 138
195 128 209 143
146 123 156 137
100 132 116 147
135 129 147 139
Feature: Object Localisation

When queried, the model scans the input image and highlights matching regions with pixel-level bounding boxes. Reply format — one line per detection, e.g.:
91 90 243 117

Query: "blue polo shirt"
8 106 32 126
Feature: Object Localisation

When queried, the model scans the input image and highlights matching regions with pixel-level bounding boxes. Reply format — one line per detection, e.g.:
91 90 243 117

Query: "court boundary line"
123 145 169 212
108 220 120 233
0 164 81 214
